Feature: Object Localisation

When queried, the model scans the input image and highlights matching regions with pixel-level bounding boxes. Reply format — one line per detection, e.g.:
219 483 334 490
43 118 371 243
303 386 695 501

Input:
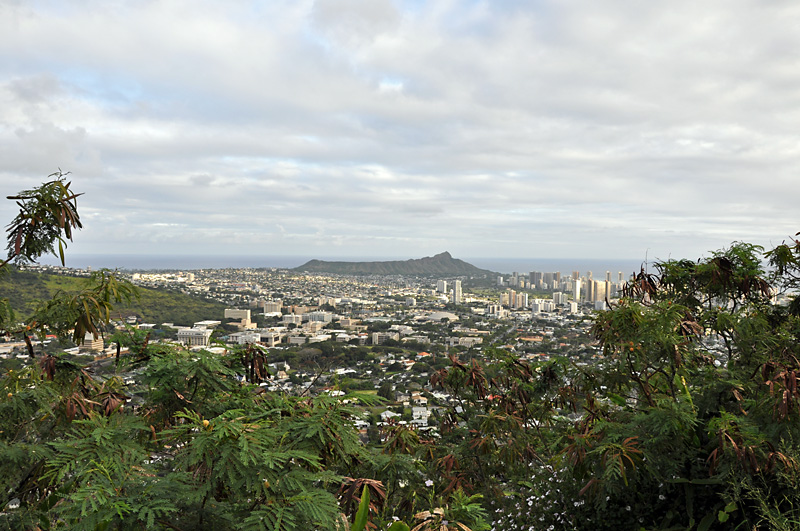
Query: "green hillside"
294 251 494 276
0 268 227 326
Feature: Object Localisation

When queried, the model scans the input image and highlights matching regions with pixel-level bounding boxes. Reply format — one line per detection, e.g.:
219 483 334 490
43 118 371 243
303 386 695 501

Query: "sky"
1 0 798 267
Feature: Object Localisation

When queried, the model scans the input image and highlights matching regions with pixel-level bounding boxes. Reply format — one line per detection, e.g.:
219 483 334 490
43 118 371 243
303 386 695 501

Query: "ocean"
39 253 650 276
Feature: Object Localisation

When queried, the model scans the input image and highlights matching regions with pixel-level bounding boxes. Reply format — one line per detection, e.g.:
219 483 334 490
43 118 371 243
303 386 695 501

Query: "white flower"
425 479 434 487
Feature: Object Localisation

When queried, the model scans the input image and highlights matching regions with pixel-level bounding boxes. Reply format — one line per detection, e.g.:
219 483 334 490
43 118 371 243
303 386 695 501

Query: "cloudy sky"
1 0 798 266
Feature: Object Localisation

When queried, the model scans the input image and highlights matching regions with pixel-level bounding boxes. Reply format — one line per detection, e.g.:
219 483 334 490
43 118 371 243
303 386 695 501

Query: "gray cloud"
1 0 798 263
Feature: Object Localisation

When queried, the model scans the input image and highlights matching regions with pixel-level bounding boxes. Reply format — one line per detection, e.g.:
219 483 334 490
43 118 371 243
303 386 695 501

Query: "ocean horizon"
37 253 652 276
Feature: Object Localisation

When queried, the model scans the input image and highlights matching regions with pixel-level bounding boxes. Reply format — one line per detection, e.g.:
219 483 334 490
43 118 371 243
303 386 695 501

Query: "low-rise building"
372 331 400 345
177 327 213 347
446 336 483 348
282 314 303 325
79 332 104 352
224 309 251 321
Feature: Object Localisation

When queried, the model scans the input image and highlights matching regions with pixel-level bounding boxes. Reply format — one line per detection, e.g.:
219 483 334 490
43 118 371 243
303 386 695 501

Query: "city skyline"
2 1 798 263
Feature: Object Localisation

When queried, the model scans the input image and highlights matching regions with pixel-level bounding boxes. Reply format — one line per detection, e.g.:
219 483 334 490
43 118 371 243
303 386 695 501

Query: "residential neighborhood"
3 263 610 440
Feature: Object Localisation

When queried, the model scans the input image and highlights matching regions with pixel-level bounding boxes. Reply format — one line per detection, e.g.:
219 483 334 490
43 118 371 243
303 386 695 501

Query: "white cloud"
1 0 798 265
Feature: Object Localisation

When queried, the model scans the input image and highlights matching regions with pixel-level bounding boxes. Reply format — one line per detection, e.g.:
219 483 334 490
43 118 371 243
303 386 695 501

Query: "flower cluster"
487 466 588 531
485 464 674 530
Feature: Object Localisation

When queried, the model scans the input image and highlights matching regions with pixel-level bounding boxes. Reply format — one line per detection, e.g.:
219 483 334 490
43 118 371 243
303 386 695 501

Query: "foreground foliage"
3 176 800 530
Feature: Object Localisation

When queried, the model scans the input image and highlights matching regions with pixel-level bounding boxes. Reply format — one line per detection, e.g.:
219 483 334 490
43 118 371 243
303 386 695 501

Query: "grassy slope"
0 268 227 327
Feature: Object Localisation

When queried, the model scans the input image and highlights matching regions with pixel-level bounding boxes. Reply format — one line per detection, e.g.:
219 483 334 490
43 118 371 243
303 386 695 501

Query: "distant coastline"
38 253 648 276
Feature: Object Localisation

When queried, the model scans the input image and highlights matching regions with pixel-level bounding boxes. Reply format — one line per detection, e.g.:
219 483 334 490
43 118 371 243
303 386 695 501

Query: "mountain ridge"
293 251 494 276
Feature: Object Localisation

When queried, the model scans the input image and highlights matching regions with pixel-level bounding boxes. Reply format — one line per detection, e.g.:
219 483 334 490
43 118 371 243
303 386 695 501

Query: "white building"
79 332 104 352
446 336 483 348
452 280 462 304
282 314 303 325
372 332 400 345
436 280 448 294
304 311 333 323
229 331 261 345
258 330 282 347
224 309 251 321
390 325 415 336
380 410 401 423
177 328 213 347
411 407 431 427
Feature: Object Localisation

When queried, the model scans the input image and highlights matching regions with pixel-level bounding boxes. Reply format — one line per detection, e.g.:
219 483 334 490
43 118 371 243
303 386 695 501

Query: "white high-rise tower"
452 280 462 304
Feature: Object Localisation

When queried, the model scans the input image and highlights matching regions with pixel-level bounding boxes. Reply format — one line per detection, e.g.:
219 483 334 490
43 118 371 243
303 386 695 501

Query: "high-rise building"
452 280 462 304
436 280 448 294
591 280 610 302
263 300 282 313
585 279 598 302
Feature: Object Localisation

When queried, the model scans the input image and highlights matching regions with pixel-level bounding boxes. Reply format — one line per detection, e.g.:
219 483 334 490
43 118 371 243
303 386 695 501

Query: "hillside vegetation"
294 251 494 276
0 268 227 326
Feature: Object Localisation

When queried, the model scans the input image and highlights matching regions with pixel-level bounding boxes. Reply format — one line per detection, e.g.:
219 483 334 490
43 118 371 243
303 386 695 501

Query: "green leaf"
698 512 716 531
387 522 410 531
351 486 370 531
718 510 729 523
608 393 627 407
